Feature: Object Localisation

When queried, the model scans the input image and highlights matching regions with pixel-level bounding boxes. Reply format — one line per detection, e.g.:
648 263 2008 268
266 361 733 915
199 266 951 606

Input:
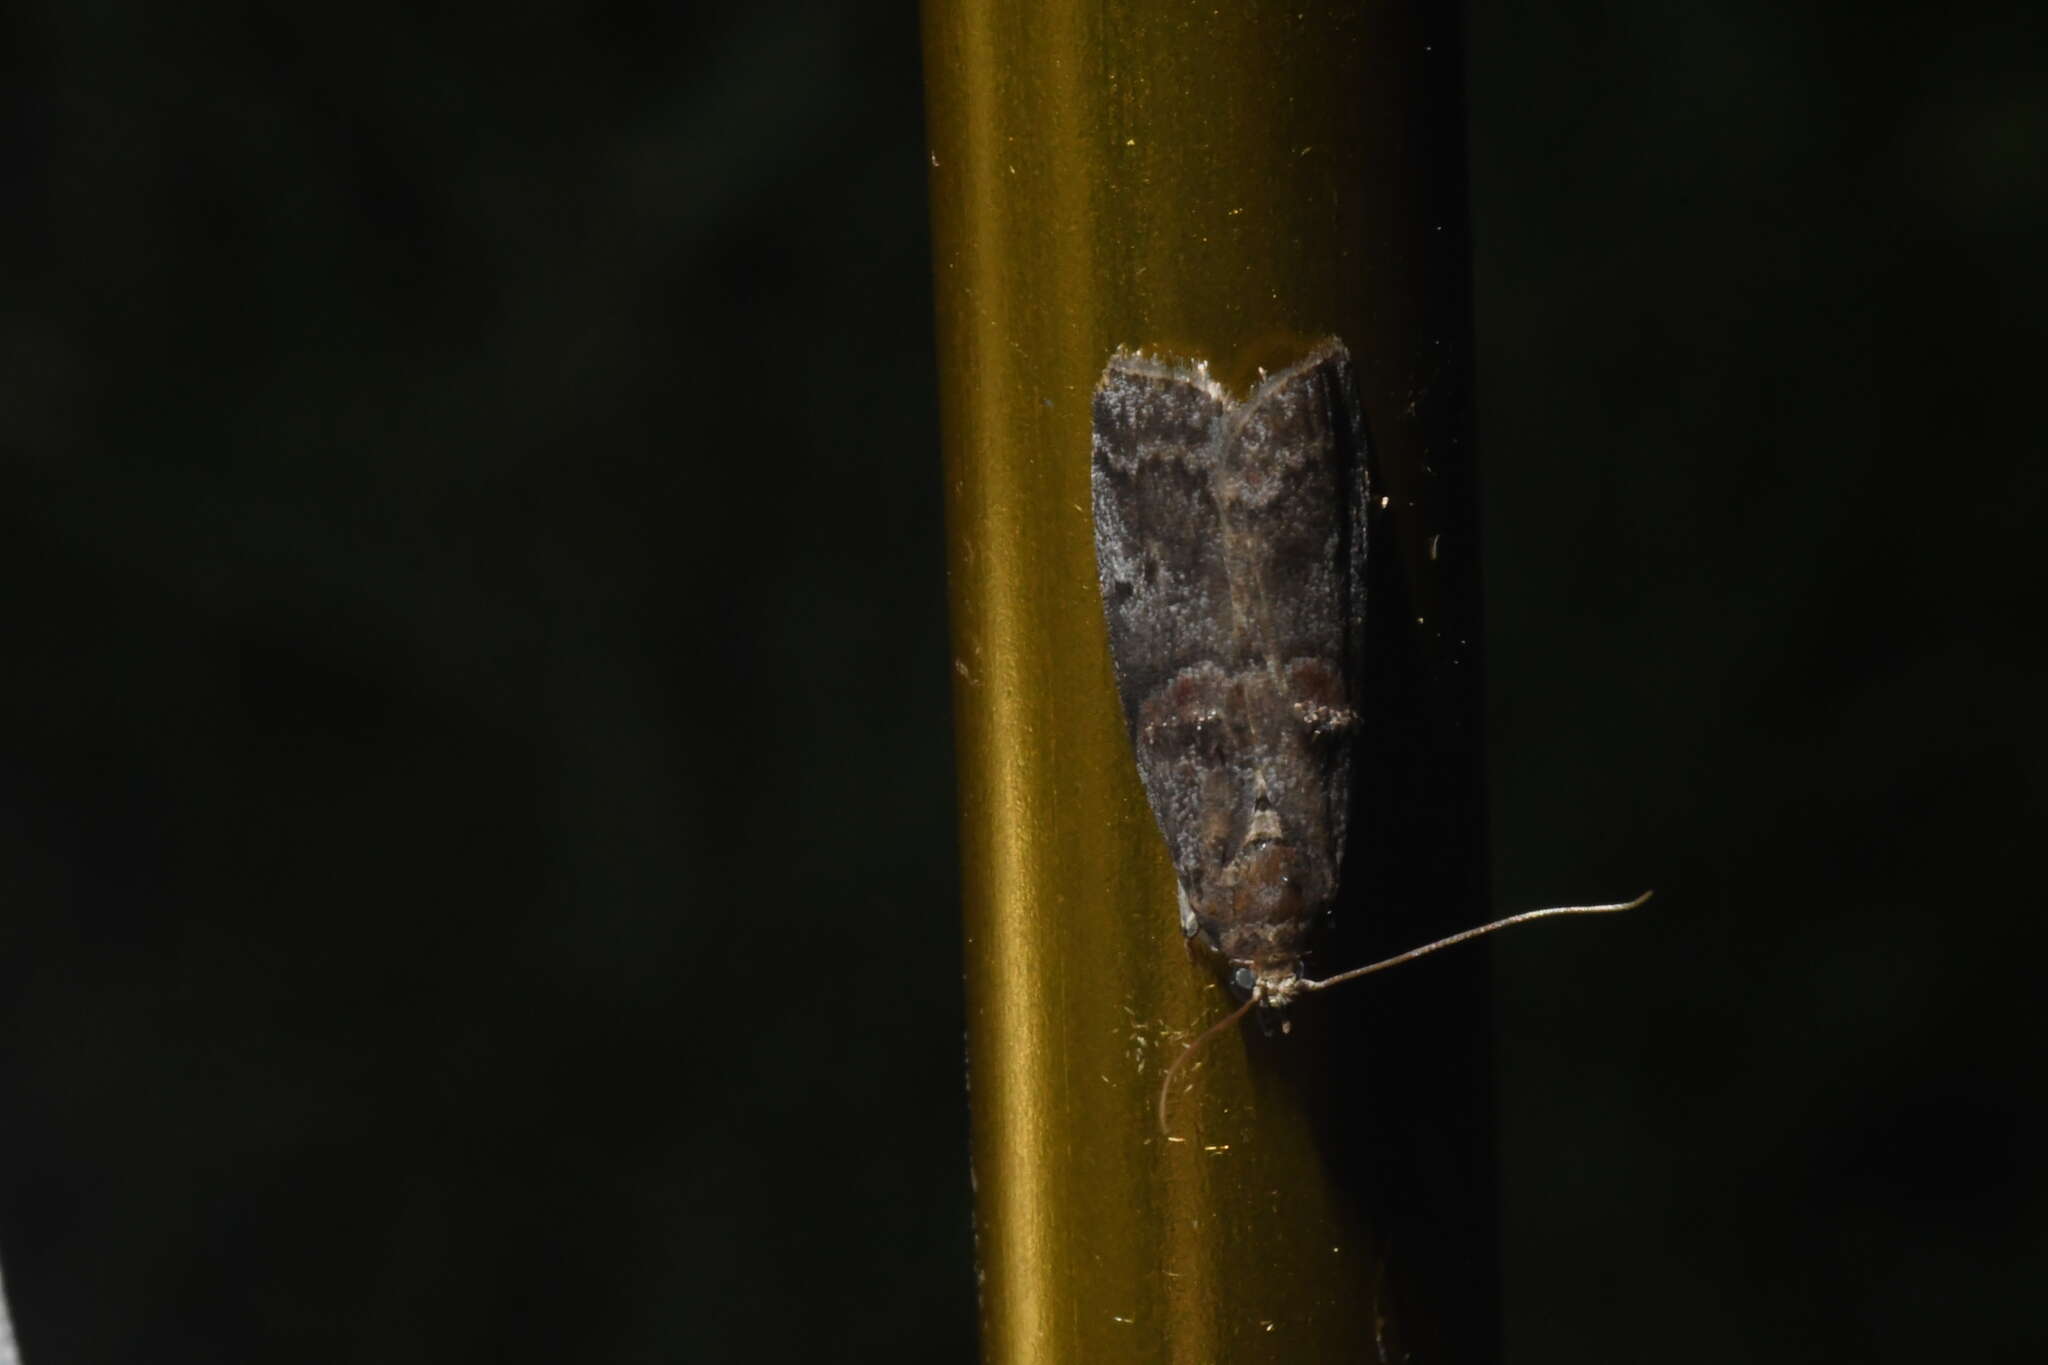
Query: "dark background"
1 2 2039 1361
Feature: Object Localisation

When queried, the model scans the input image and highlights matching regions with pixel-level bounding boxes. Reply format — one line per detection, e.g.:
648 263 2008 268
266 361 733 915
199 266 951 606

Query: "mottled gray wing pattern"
1222 342 1367 876
1092 340 1367 972
1090 353 1232 729
1221 341 1364 674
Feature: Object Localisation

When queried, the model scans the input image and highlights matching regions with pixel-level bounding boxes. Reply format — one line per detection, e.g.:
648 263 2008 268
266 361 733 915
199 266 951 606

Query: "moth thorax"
1210 910 1315 979
1230 839 1307 921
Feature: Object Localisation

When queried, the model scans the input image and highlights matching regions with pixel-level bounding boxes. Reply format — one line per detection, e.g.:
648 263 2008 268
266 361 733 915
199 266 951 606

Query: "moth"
1089 338 1648 1128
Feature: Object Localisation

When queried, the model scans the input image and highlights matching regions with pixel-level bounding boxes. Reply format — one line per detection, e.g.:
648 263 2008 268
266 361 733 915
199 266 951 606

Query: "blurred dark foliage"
1 4 961 1361
1472 4 2047 1361
0 2 2039 1362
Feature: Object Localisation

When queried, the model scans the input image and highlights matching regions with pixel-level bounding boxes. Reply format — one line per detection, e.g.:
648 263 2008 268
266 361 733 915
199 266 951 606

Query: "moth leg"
1177 884 1199 939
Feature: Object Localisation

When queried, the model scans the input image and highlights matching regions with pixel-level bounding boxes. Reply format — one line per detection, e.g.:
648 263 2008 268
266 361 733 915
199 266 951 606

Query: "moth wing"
1222 339 1366 668
1224 340 1367 874
1090 353 1233 733
1091 342 1369 943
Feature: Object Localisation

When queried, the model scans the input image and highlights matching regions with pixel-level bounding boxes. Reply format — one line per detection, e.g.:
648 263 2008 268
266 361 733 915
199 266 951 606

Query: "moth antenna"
1300 890 1654 994
1156 990 1258 1139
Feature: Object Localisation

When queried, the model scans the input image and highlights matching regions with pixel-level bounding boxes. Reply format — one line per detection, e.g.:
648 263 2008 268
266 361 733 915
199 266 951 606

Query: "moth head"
1227 959 1307 1011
